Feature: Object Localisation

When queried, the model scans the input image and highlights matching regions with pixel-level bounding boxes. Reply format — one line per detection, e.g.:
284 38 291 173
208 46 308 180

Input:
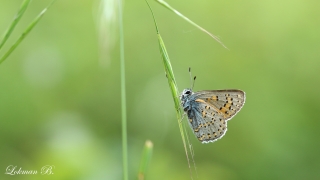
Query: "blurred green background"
1 0 320 179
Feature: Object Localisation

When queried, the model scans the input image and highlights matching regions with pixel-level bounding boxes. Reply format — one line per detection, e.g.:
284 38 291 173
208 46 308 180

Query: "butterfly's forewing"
194 90 246 120
189 90 245 143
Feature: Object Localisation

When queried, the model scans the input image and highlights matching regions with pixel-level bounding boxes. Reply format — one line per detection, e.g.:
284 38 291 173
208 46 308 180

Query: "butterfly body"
180 88 245 143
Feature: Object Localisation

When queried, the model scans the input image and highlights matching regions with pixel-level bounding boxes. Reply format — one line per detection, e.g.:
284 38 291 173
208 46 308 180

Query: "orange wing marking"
195 99 223 115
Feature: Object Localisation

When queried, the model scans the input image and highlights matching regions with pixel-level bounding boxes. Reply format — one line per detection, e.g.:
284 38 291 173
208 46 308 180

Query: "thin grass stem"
0 0 31 50
118 0 128 180
155 0 228 49
0 0 56 65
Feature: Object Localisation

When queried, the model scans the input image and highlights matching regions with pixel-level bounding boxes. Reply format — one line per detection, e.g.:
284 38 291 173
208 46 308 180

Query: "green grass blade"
138 140 153 180
118 0 128 180
0 0 56 65
158 31 194 178
145 0 193 174
0 0 31 50
155 0 228 49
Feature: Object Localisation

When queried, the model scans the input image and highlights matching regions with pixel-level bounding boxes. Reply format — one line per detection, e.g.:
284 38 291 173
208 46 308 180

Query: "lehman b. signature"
5 165 54 175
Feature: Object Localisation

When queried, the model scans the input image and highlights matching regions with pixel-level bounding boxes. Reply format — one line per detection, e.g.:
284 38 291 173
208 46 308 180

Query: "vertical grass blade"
158 22 195 180
118 0 128 180
145 0 194 176
155 0 228 49
0 0 31 50
0 0 57 65
138 140 153 180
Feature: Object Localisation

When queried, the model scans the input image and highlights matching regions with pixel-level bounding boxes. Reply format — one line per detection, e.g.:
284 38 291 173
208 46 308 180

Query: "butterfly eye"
185 90 191 94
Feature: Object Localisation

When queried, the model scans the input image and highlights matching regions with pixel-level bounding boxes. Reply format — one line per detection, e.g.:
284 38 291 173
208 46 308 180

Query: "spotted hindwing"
187 90 245 143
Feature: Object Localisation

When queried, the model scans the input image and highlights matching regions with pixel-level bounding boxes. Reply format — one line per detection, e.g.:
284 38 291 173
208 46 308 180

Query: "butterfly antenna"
189 67 196 90
189 67 192 87
192 76 196 90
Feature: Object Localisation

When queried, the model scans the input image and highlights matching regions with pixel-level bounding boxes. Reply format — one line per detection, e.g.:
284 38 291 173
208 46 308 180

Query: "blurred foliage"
0 0 320 180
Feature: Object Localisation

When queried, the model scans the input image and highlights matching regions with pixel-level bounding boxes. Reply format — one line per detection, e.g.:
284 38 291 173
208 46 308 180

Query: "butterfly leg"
180 111 188 123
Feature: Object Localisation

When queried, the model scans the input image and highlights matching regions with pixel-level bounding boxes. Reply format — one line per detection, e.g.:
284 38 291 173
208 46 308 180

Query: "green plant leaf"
155 0 227 49
0 0 31 50
138 140 153 180
145 0 195 176
0 0 56 65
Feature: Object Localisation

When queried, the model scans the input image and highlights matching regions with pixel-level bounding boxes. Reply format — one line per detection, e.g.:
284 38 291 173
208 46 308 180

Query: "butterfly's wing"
194 90 245 121
187 90 245 143
187 104 228 143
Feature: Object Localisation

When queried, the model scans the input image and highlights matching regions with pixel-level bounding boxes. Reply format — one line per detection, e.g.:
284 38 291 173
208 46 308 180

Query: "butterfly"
180 72 246 143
